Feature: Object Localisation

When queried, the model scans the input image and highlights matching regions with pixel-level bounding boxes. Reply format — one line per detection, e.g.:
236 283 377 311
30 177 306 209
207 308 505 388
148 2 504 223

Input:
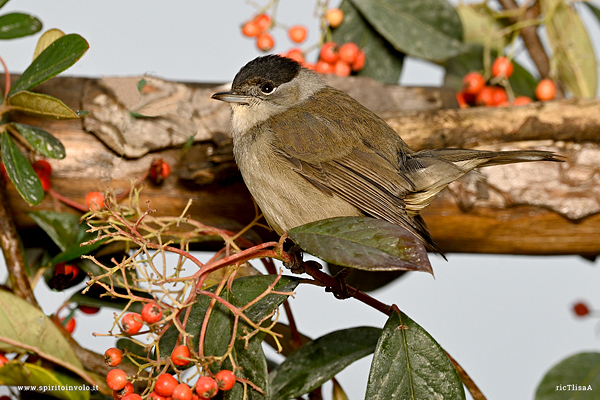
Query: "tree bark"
3 75 599 256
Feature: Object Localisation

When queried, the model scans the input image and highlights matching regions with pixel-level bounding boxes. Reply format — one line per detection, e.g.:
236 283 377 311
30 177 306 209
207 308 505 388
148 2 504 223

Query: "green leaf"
0 132 44 205
534 352 600 399
584 1 600 22
365 311 465 399
27 211 80 252
223 333 268 400
543 0 597 97
0 13 42 39
348 0 467 62
0 291 87 379
8 91 79 119
332 0 404 84
8 33 88 96
0 0 10 10
0 361 89 400
12 123 66 159
269 327 381 399
456 3 508 50
288 217 433 274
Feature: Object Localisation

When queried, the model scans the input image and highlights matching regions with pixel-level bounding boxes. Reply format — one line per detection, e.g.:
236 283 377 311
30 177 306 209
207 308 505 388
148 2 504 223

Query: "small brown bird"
212 55 561 253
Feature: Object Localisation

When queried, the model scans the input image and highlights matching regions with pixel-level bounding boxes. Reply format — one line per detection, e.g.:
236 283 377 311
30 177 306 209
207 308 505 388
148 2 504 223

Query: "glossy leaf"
0 291 85 375
365 311 465 399
1 132 44 205
543 0 597 97
9 33 88 96
534 352 600 399
288 216 433 274
0 362 89 400
0 13 42 39
27 211 80 251
8 91 79 119
348 0 467 62
33 28 65 60
223 333 268 400
269 327 381 399
332 0 404 84
12 123 66 159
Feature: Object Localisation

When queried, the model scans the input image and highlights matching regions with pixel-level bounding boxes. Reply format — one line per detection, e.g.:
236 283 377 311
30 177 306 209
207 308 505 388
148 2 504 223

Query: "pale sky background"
0 1 599 399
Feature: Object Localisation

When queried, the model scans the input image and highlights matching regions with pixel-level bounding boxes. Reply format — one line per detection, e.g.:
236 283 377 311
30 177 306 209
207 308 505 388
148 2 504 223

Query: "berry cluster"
241 7 366 77
457 57 557 108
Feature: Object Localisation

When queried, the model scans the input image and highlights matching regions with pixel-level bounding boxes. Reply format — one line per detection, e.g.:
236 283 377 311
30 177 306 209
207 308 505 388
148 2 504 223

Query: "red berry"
242 21 260 37
535 79 556 101
288 25 307 43
86 191 105 211
38 172 51 191
121 313 143 335
351 49 366 72
491 86 508 106
147 393 167 400
333 60 351 77
319 42 339 63
172 383 193 400
462 72 485 95
339 42 359 64
327 8 344 28
0 353 9 367
256 33 274 52
122 395 142 400
114 381 134 399
195 376 218 399
456 92 468 108
574 302 590 317
148 159 171 184
253 14 271 32
475 86 495 106
492 56 514 78
171 345 191 367
79 305 100 314
104 347 123 367
60 316 76 334
513 96 533 106
215 370 236 391
315 60 334 74
141 302 163 324
284 48 304 64
155 374 178 397
34 160 52 176
106 369 128 391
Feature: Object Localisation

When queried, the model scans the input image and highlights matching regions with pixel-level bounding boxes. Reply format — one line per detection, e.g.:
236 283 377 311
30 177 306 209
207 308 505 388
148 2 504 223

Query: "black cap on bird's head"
231 54 302 91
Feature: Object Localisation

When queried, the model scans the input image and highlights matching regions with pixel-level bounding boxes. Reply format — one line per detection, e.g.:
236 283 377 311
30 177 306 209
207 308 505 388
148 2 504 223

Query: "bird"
212 54 562 254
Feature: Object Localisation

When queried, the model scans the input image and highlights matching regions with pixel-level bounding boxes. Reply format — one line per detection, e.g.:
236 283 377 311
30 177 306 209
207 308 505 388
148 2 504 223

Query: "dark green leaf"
534 352 600 400
1 132 44 205
288 216 433 274
116 338 147 359
269 327 381 399
0 1 10 10
348 0 467 62
223 333 268 400
8 91 79 119
365 311 465 399
0 13 42 40
27 211 80 251
332 0 404 84
8 33 88 96
584 2 600 22
12 123 66 159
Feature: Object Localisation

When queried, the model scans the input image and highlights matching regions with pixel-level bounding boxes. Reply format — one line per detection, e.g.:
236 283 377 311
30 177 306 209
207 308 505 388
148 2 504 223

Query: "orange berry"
86 191 105 211
253 14 271 32
333 60 351 77
60 317 76 334
122 395 142 400
284 48 304 64
351 49 366 72
327 8 344 28
288 25 307 43
475 86 495 106
256 33 274 52
0 353 9 367
339 42 359 64
121 313 143 335
155 374 178 397
171 345 191 366
141 302 163 324
195 376 218 398
513 96 532 106
491 86 508 106
315 60 334 74
106 369 128 391
535 79 556 101
215 370 236 391
172 383 193 400
462 72 485 95
303 62 316 70
491 56 514 78
242 21 261 37
147 393 167 400
456 92 469 108
149 159 171 185
104 347 123 367
38 172 51 191
114 382 134 399
34 160 52 176
319 42 339 63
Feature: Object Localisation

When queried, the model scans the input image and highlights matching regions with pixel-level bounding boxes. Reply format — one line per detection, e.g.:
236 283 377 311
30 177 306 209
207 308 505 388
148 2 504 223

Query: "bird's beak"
211 91 251 105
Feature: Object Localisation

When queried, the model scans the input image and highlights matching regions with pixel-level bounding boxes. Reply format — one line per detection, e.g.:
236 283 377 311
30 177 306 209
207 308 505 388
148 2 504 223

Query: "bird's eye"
260 82 275 94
